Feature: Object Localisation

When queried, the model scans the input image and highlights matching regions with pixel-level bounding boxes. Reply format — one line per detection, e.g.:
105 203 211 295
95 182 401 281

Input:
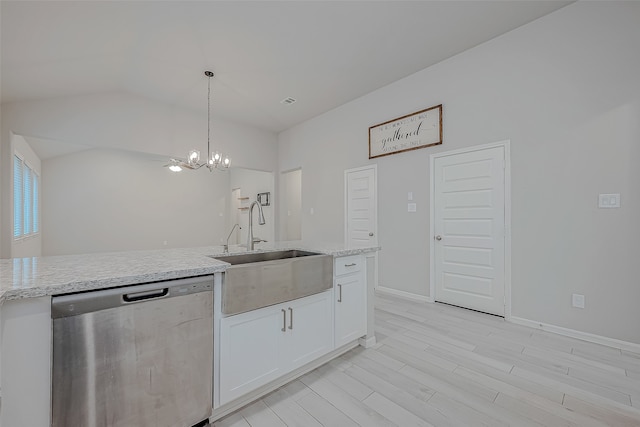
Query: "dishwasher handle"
123 288 168 303
52 275 213 319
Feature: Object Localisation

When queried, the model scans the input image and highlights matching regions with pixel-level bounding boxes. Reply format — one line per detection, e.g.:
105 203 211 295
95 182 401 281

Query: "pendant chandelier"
167 71 231 172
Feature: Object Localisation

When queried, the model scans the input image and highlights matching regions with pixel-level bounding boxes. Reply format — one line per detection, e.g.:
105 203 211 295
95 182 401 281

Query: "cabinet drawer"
335 255 363 276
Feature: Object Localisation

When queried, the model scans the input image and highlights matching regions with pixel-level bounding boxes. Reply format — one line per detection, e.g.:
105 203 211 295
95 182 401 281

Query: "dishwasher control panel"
51 275 213 319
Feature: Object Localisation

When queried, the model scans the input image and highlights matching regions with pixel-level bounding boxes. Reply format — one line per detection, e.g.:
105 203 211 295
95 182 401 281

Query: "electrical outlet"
408 203 417 212
598 193 620 208
572 293 585 309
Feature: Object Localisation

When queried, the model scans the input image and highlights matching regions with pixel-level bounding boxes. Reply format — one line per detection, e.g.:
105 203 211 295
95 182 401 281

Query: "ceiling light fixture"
166 71 231 172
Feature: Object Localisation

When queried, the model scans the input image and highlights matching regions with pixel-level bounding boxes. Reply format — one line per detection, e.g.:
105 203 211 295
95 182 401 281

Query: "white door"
286 291 333 369
335 269 367 347
345 166 377 248
433 146 506 316
218 306 284 404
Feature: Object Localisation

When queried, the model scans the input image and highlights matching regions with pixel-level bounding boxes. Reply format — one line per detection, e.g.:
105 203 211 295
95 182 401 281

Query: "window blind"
24 164 32 235
13 154 40 239
33 173 39 233
13 155 23 237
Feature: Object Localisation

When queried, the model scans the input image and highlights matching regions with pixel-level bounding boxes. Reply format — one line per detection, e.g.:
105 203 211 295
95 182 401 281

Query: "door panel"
434 146 505 316
335 271 367 347
346 167 377 248
443 272 493 295
219 307 283 404
287 291 333 369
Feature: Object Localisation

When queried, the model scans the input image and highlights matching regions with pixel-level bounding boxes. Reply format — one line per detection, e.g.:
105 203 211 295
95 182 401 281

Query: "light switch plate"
408 192 413 201
572 293 585 309
598 193 620 208
408 203 417 212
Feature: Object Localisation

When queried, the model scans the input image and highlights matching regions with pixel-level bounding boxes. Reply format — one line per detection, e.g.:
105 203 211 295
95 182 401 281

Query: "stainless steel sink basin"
211 250 333 316
211 249 321 265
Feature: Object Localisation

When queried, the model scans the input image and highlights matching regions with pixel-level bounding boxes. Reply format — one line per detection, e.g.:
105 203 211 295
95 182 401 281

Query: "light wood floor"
214 292 640 426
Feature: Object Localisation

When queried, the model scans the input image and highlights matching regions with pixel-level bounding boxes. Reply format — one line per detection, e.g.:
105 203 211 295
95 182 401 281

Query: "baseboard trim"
375 286 433 303
510 316 640 353
359 335 377 348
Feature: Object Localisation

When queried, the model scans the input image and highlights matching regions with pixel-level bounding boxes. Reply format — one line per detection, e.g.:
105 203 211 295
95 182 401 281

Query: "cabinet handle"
288 307 293 330
337 284 343 302
281 309 286 332
344 263 356 267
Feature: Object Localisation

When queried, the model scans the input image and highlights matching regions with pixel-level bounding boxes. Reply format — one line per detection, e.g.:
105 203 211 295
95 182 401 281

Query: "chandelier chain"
207 72 211 157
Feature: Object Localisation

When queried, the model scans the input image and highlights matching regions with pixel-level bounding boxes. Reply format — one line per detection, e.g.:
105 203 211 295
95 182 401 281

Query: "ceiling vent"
280 97 297 105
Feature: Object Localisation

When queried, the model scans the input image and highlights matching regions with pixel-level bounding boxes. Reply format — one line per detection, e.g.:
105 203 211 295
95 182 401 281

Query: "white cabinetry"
219 290 333 405
0 296 52 427
334 254 367 348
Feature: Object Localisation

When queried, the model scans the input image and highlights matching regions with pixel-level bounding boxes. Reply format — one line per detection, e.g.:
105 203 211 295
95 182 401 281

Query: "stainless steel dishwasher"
51 276 214 427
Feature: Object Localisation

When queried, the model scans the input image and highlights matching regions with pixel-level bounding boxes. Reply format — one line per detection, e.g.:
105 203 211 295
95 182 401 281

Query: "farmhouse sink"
211 249 321 265
211 250 333 315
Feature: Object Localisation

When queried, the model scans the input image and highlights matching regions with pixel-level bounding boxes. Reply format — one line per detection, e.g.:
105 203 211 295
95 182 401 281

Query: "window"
13 154 40 239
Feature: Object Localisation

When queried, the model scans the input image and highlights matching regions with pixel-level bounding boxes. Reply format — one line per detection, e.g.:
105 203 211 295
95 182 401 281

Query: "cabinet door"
285 291 333 370
219 305 285 405
335 272 367 348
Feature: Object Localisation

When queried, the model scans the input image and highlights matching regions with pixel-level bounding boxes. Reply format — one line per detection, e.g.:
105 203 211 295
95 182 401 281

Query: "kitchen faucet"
223 224 241 253
247 200 266 250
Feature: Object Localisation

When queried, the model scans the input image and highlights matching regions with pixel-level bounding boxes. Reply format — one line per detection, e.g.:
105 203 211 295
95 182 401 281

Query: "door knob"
369 232 374 237
435 235 442 241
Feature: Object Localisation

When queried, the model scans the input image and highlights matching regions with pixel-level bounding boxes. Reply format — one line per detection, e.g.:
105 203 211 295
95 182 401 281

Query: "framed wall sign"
369 104 442 159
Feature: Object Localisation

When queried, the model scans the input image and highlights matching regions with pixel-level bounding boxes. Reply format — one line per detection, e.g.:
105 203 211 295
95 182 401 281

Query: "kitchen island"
0 242 379 426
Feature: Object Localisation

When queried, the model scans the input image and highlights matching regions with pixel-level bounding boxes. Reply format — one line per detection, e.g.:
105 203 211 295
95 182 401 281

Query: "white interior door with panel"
431 144 508 316
345 166 377 248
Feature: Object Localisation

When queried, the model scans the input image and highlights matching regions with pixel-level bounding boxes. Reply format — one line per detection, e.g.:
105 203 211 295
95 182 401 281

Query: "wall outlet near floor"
572 293 585 309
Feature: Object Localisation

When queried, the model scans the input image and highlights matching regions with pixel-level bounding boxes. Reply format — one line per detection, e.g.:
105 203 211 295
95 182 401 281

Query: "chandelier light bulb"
188 150 200 164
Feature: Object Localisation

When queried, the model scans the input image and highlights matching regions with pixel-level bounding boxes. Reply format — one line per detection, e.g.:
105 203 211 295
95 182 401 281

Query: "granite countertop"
0 242 380 304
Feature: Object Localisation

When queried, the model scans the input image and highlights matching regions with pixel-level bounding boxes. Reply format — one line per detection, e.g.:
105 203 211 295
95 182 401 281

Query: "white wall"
229 168 275 245
278 2 640 344
1 92 278 257
42 148 230 255
279 168 302 241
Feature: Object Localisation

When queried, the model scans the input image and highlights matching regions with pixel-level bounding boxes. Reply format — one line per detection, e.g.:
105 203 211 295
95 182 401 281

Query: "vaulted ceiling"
1 1 571 133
